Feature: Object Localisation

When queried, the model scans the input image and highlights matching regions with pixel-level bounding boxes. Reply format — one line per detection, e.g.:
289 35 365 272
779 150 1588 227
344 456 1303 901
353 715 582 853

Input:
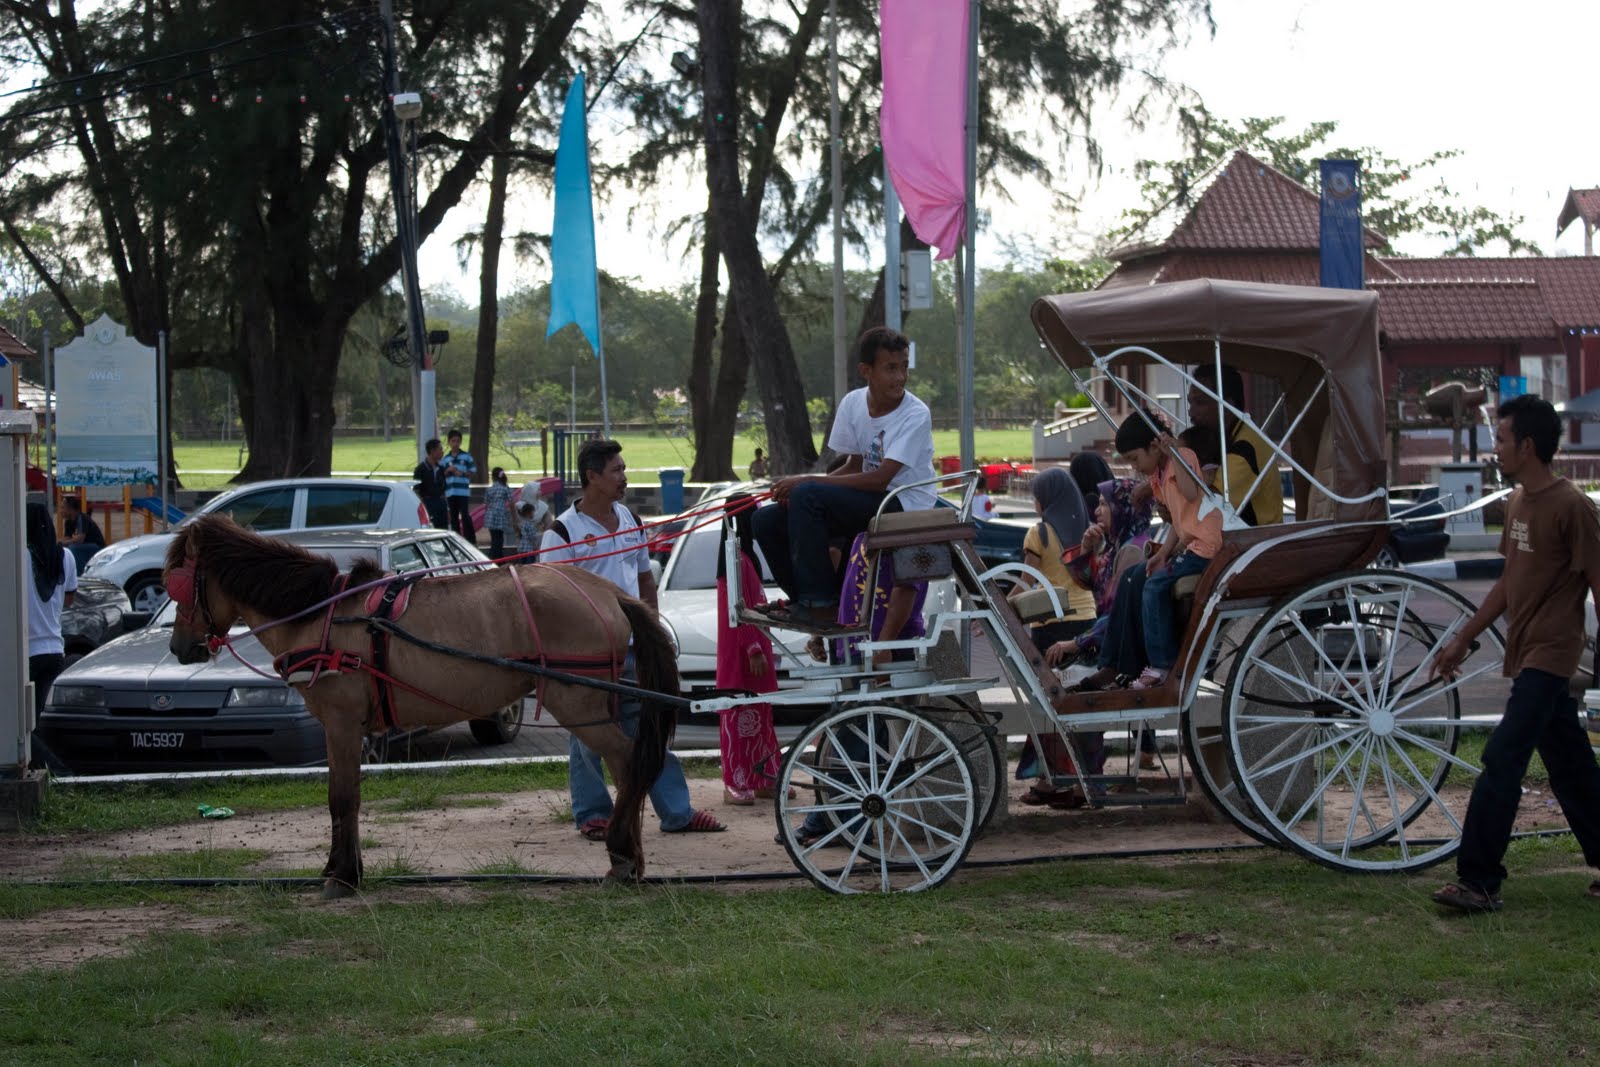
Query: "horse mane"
176 515 342 618
348 557 384 587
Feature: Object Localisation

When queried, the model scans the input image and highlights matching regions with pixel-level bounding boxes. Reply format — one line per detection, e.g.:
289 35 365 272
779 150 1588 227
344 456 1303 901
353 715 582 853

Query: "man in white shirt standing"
540 439 726 840
751 325 937 629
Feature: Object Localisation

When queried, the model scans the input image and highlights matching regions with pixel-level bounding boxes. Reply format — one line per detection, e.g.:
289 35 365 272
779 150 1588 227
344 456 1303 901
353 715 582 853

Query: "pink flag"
880 0 970 260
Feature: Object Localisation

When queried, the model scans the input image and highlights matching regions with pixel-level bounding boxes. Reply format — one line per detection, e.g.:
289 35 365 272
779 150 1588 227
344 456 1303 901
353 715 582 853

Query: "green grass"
1 837 1597 1063
173 430 1041 489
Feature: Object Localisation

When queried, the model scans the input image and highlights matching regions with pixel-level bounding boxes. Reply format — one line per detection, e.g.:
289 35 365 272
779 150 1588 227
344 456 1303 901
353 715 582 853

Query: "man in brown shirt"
1430 394 1600 912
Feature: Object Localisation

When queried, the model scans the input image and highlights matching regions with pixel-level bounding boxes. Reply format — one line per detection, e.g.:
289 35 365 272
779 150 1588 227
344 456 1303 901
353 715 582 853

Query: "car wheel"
126 572 168 613
1370 544 1401 570
469 700 525 746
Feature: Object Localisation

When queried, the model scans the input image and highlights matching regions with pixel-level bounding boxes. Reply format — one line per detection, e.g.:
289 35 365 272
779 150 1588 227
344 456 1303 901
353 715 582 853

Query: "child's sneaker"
1129 667 1167 690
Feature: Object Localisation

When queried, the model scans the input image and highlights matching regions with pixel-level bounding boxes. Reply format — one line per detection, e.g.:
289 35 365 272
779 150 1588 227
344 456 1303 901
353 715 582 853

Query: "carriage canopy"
1030 278 1387 521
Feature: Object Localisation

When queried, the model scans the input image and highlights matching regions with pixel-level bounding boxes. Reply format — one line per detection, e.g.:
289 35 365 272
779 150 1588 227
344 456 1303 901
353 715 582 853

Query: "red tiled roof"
1111 150 1386 258
0 323 35 360
1368 279 1556 343
1380 256 1600 328
1099 250 1399 289
1557 188 1600 238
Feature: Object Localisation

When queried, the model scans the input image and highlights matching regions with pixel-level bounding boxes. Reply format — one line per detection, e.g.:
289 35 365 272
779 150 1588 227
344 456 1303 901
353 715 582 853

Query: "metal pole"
569 365 576 431
884 168 902 333
596 304 611 437
43 329 53 507
959 0 979 472
378 0 430 463
158 331 169 527
828 0 847 406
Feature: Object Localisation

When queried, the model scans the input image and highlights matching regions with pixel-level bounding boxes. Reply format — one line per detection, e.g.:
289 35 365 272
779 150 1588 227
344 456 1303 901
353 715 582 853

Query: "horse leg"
321 712 365 898
567 712 645 883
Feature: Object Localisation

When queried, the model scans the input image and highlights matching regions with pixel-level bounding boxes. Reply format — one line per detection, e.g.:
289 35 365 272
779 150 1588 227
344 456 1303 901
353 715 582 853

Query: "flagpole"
958 0 979 472
595 283 610 437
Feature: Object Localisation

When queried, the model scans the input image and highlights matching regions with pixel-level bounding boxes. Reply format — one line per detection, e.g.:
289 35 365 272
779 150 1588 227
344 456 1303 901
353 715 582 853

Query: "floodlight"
393 91 423 121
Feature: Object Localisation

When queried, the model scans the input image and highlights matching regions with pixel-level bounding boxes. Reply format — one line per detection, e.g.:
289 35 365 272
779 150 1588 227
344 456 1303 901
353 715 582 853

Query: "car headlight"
83 544 132 572
225 687 306 708
48 684 106 707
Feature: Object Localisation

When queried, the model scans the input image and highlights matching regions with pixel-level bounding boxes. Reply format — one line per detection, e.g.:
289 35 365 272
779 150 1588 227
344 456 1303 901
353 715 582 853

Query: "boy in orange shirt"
1121 414 1223 690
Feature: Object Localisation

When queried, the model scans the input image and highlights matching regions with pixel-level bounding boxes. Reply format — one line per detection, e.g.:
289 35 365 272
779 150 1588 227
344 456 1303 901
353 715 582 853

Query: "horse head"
164 517 244 664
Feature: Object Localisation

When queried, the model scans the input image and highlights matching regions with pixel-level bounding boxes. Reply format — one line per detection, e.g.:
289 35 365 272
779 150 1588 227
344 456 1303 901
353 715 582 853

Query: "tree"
0 0 590 480
1113 115 1542 256
620 0 1212 476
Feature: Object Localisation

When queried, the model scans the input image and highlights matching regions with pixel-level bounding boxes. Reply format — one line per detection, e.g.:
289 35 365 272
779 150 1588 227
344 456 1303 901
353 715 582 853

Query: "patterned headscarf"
1099 477 1154 556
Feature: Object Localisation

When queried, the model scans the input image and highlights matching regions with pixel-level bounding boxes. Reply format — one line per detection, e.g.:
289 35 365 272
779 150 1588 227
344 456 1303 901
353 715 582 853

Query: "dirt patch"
0 779 1258 888
0 905 239 971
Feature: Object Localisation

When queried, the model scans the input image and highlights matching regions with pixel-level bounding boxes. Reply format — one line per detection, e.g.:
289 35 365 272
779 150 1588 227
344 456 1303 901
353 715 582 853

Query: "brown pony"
163 515 677 898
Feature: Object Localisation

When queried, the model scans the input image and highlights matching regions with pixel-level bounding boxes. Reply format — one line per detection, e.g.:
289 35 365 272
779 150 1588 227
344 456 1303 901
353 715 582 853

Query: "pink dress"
715 553 781 794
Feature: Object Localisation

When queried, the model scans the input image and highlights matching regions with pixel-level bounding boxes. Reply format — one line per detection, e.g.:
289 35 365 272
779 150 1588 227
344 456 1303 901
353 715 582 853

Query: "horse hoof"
322 878 358 900
604 858 641 884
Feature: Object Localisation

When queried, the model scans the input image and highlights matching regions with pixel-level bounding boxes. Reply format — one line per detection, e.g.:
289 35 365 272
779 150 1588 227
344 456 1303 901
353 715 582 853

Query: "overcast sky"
416 0 1600 298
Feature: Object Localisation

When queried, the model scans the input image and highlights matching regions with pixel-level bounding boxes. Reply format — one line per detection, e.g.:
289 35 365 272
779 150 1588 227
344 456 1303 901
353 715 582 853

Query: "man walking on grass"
1430 394 1600 913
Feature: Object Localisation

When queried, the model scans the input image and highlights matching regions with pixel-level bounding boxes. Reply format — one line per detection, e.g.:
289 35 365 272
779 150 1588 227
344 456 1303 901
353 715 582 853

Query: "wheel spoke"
1286 612 1374 713
1386 731 1467 835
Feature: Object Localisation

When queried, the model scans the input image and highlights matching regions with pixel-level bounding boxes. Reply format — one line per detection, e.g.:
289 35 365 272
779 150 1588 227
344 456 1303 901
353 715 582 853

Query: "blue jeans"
568 657 696 830
1457 668 1600 895
1140 551 1210 670
752 483 900 608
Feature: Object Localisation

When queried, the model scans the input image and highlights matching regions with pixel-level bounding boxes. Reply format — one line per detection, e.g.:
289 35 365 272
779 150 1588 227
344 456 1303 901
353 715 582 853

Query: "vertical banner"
880 0 970 260
54 314 159 486
548 73 600 353
1319 158 1364 290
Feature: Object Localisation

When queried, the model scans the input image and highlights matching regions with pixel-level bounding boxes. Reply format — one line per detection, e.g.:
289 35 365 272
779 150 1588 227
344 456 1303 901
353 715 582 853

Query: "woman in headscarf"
714 494 782 805
1007 466 1094 653
1069 452 1114 513
25 501 77 715
1050 477 1155 667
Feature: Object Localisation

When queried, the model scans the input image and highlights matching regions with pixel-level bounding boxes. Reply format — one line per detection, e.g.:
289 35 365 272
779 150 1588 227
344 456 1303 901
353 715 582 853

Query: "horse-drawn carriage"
697 279 1504 893
164 279 1504 899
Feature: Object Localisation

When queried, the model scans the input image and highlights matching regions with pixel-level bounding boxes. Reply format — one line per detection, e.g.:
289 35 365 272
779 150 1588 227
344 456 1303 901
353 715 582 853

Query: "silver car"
35 529 517 774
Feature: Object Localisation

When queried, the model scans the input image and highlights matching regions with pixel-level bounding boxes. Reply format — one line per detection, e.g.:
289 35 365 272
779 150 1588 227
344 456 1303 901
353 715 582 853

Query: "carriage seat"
863 508 973 585
1013 586 1095 625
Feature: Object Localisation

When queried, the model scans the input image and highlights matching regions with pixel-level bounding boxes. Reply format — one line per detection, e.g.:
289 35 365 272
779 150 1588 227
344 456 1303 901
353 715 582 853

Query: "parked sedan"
36 529 517 775
60 578 138 667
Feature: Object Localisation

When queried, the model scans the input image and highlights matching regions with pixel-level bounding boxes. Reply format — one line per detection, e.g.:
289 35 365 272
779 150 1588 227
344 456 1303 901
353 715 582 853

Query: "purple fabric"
880 0 969 260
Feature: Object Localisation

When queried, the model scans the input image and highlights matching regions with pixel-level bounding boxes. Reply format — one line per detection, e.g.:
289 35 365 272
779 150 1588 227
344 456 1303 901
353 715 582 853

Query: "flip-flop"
663 809 727 834
1018 785 1059 806
1586 879 1600 900
1431 882 1503 914
577 817 609 842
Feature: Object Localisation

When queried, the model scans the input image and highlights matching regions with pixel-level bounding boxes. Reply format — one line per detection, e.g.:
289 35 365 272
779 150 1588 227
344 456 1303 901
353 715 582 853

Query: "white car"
83 478 430 613
656 486 960 698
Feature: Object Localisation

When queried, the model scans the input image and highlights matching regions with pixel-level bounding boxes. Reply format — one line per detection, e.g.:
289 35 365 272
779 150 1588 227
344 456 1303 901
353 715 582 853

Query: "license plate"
127 730 189 750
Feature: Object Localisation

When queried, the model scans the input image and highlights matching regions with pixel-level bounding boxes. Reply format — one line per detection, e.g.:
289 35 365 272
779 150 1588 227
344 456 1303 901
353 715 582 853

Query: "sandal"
577 817 609 842
1129 667 1167 690
664 809 727 834
1586 879 1600 900
805 636 827 663
1431 881 1503 914
1019 785 1059 806
1045 790 1087 810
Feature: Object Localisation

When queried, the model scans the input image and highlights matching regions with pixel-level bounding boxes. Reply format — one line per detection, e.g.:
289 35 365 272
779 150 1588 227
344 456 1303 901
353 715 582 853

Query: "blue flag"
548 74 600 353
1319 159 1363 290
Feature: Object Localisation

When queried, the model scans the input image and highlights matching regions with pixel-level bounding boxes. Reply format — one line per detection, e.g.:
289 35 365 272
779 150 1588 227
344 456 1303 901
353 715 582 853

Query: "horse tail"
619 596 680 800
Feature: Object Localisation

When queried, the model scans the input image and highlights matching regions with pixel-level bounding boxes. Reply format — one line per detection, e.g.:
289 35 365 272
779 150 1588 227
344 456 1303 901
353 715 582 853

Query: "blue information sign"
1499 376 1527 400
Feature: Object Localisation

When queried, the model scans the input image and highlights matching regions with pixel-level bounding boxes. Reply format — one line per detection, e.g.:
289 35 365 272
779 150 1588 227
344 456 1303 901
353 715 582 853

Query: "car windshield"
666 524 777 591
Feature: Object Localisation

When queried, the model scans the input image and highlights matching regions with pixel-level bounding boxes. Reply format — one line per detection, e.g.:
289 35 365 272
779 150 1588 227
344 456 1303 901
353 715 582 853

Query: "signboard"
54 315 159 486
1498 375 1527 401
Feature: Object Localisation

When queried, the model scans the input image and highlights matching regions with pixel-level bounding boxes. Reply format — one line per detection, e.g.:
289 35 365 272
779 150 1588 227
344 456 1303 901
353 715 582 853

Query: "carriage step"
736 607 867 637
1053 683 1181 716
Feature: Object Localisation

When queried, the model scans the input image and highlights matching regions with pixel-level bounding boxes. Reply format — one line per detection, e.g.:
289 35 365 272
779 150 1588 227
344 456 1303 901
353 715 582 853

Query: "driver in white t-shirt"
751 325 936 628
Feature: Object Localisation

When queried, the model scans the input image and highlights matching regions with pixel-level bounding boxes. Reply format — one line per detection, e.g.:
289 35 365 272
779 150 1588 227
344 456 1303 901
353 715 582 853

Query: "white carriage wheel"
775 704 979 894
914 703 1005 833
1182 617 1277 845
1223 571 1504 872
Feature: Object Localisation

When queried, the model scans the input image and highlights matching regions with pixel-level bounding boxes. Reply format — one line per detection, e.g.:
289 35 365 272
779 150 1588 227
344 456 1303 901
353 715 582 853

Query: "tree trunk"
696 0 817 474
687 202 724 480
709 294 753 471
468 17 526 478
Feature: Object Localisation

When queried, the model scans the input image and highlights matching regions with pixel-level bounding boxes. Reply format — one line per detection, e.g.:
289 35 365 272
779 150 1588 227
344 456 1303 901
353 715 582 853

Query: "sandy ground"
1 775 1265 885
